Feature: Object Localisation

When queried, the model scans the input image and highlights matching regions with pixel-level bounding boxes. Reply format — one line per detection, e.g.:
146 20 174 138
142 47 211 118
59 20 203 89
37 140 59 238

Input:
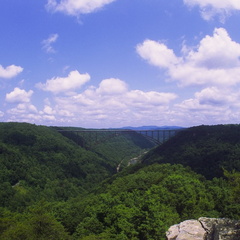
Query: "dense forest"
0 122 239 239
142 124 240 179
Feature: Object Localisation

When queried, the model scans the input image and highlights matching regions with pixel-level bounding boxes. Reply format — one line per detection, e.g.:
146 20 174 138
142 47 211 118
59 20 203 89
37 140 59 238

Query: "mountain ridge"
118 125 185 130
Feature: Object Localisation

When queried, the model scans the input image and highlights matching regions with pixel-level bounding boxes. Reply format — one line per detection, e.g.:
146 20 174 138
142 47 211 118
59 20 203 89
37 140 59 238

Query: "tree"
1 202 70 240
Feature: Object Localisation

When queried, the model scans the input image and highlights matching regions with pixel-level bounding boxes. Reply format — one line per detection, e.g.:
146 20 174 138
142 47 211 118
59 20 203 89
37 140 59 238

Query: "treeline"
0 123 239 239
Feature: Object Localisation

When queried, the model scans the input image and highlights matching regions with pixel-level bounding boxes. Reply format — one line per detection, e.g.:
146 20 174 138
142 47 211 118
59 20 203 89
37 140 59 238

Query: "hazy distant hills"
119 126 185 130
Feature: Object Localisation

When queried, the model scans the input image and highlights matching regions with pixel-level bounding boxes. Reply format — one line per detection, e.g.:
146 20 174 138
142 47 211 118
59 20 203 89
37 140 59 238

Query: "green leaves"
0 202 70 240
143 125 240 179
0 123 240 239
63 163 234 239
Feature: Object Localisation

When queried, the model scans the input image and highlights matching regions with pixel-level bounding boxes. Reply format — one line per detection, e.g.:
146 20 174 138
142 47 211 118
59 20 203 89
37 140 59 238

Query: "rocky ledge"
166 217 240 240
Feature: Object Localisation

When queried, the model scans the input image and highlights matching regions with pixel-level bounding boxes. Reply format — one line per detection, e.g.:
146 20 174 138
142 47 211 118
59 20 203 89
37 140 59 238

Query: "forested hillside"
54 127 155 170
0 123 239 240
0 122 154 207
143 124 240 179
0 123 111 208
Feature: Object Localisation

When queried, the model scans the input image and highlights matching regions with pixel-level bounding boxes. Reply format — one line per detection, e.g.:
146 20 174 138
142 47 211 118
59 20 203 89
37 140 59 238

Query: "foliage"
55 127 155 170
52 164 239 239
0 202 70 240
0 122 239 239
0 122 117 209
143 124 240 179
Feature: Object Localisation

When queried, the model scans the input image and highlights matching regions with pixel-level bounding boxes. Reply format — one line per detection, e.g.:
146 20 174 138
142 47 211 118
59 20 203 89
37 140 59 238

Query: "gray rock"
166 224 180 240
166 218 240 240
199 217 240 240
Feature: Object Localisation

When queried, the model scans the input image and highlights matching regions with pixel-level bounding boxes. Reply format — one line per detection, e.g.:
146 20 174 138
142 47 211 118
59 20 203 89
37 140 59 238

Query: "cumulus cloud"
183 0 240 21
0 65 23 79
171 84 240 125
42 33 59 53
126 90 177 108
195 87 235 106
43 105 56 115
6 102 40 124
96 78 128 95
5 75 240 127
36 70 90 93
7 103 38 114
136 40 181 68
177 87 237 111
5 88 33 103
5 89 39 123
32 78 177 126
135 28 240 126
46 78 177 126
137 28 240 87
46 0 117 17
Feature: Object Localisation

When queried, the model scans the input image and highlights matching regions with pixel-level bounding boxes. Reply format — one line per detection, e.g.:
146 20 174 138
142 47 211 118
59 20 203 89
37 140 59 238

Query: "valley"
0 122 239 239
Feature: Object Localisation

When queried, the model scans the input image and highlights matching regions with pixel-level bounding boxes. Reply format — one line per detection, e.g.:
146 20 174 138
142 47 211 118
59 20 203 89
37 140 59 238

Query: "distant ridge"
119 126 185 131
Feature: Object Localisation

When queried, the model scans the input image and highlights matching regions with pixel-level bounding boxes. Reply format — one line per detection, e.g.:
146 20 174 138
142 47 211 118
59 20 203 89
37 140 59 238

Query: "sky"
1 0 240 128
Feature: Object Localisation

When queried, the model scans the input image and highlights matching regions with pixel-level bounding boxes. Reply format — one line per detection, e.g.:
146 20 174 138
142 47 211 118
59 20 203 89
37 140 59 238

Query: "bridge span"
57 128 183 147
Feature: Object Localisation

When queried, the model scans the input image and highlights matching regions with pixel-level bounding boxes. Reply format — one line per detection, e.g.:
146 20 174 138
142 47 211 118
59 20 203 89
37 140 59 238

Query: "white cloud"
5 75 240 127
5 88 33 103
46 0 116 17
36 70 90 94
135 28 240 126
187 28 240 69
96 78 128 95
195 87 234 106
22 78 177 127
6 102 39 124
0 65 23 79
173 86 240 125
43 105 56 115
137 28 240 87
7 103 38 114
45 78 177 127
126 90 177 107
42 33 59 53
5 88 40 123
183 0 240 21
184 0 240 10
136 40 181 68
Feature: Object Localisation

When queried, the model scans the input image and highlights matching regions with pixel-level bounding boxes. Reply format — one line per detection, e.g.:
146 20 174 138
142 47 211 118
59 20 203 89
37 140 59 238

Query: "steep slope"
52 163 239 240
54 127 156 170
0 122 116 208
142 124 240 179
0 122 155 210
0 123 239 240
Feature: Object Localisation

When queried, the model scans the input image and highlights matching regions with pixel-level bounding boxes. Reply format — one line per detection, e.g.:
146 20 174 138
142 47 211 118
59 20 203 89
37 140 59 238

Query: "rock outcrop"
166 217 240 240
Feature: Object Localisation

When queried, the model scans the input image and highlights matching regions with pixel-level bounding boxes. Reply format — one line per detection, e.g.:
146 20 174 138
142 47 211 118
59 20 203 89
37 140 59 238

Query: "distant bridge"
57 129 183 147
135 129 182 144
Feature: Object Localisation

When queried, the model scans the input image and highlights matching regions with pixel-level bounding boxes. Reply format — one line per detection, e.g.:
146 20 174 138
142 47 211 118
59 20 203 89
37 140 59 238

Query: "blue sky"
1 0 240 128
